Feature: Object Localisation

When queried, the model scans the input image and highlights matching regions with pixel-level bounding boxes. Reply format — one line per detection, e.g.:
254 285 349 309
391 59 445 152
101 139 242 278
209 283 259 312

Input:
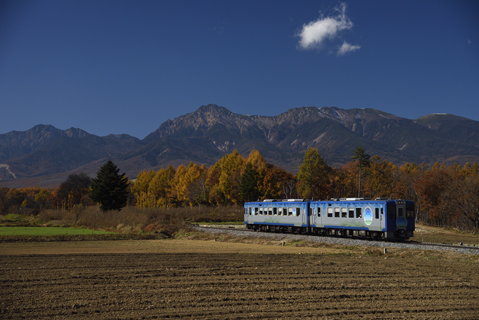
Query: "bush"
32 205 243 238
1 214 22 222
38 209 75 222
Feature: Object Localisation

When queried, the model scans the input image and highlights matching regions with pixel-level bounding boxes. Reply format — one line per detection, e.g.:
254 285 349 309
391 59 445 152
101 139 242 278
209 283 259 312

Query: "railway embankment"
193 225 479 255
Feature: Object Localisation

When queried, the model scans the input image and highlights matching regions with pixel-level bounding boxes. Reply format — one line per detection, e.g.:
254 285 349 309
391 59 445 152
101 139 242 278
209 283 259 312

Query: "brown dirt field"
1 240 479 319
412 225 479 246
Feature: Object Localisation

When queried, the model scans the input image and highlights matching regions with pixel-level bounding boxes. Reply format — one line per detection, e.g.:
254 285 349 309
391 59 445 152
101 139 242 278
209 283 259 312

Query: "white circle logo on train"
363 207 373 226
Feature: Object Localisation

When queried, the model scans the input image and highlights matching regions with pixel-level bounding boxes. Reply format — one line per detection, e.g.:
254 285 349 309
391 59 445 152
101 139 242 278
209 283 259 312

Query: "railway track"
193 225 479 254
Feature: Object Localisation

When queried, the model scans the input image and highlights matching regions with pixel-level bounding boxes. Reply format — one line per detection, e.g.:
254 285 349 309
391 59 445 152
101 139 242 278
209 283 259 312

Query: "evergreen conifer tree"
89 160 129 211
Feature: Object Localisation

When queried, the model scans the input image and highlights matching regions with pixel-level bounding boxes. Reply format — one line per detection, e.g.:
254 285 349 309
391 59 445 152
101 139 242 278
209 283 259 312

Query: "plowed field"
1 240 479 319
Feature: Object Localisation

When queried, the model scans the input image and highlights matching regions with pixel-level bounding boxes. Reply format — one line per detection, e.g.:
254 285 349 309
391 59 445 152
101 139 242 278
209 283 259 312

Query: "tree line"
1 148 478 231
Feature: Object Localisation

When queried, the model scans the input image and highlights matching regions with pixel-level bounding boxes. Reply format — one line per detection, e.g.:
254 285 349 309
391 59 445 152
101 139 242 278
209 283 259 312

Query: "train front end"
385 200 415 239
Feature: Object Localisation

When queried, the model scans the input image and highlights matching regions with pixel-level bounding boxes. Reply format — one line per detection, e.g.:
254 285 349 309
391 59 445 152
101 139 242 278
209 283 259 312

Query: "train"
244 198 415 240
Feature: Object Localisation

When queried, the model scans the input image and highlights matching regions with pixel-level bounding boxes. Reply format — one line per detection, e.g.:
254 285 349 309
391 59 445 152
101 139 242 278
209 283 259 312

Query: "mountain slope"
144 104 479 167
1 104 479 187
0 124 90 163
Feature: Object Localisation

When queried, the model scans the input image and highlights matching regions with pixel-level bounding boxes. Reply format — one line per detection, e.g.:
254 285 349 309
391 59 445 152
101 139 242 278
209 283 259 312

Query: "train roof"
245 198 413 204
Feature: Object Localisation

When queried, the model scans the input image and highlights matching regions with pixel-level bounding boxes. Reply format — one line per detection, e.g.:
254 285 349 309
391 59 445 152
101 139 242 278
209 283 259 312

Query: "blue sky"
1 0 478 139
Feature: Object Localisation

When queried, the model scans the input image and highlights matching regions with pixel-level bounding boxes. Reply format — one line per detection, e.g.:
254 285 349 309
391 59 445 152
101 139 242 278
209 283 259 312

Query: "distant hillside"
1 104 479 188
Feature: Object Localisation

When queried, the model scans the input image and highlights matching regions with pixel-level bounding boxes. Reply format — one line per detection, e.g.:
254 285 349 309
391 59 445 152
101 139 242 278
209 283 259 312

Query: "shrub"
38 209 75 222
32 205 242 237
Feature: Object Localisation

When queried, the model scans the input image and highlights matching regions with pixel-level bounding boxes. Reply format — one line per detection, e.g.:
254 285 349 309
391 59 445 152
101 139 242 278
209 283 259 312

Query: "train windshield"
406 205 415 219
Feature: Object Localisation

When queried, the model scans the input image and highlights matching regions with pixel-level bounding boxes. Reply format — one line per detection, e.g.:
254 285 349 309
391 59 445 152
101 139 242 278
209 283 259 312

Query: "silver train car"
244 198 415 240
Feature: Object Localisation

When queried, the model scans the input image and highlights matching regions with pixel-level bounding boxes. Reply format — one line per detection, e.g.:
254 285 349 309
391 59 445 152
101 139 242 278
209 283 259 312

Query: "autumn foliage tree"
127 148 479 231
296 147 331 200
239 162 258 203
131 170 156 208
351 146 371 197
53 173 92 210
366 155 396 199
3 145 479 232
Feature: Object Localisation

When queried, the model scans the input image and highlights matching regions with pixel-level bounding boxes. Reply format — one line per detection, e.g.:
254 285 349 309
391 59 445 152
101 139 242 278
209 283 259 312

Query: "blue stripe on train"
249 222 305 227
321 225 386 232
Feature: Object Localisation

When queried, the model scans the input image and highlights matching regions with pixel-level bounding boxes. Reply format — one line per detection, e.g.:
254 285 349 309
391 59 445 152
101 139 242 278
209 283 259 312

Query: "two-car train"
244 198 415 240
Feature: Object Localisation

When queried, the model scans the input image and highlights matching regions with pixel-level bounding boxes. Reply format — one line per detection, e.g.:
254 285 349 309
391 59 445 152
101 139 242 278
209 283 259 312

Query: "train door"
310 204 317 227
380 206 384 230
302 203 308 227
396 201 407 230
244 205 249 225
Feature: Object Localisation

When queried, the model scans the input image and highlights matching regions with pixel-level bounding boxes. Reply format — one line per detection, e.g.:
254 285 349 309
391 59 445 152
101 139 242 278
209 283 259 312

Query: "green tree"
89 160 129 211
351 146 371 197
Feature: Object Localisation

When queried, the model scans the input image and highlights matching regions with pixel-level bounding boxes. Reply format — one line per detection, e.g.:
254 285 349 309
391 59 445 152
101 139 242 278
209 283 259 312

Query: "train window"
296 208 301 216
283 208 287 216
398 207 404 217
259 208 262 215
318 207 321 217
348 208 354 218
273 208 277 216
381 207 384 215
269 208 273 216
288 208 293 216
375 208 379 219
341 207 347 218
255 208 258 215
334 207 340 218
356 208 362 218
406 205 415 219
327 207 333 217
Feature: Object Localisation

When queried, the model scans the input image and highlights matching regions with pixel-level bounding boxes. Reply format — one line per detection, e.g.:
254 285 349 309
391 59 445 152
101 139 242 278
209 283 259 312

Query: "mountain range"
1 104 479 188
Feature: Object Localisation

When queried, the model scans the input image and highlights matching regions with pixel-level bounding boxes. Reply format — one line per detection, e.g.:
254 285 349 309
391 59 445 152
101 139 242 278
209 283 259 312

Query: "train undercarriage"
246 224 411 240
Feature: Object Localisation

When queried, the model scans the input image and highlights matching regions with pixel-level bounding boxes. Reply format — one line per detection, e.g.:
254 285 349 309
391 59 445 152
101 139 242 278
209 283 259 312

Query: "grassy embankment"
0 227 112 236
0 205 243 241
2 207 479 249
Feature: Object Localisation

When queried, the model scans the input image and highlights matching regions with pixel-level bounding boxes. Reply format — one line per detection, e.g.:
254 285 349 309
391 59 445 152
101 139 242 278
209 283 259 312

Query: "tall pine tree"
89 160 129 211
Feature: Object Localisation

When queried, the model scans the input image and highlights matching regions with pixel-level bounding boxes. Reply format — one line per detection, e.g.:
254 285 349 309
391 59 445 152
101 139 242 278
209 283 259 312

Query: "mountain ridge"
1 104 479 188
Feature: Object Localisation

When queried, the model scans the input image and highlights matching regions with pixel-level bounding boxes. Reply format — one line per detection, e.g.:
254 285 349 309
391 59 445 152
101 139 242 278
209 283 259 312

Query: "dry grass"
34 205 243 237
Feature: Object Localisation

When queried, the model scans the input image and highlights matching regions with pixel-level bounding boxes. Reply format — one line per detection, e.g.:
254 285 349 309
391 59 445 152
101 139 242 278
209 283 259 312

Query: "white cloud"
297 3 359 55
337 41 361 55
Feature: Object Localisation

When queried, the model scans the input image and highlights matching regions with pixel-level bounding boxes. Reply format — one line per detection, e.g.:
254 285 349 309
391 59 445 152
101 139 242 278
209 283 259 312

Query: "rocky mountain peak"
2 105 479 188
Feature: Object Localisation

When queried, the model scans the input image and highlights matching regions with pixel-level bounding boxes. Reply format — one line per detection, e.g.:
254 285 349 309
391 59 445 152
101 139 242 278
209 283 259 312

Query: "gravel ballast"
194 225 479 255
